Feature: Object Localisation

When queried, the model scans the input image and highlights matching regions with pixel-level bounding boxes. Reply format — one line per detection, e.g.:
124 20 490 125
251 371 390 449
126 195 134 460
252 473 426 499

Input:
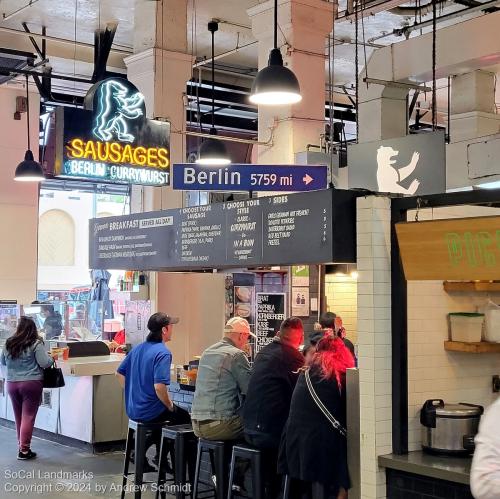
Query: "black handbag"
43 363 65 389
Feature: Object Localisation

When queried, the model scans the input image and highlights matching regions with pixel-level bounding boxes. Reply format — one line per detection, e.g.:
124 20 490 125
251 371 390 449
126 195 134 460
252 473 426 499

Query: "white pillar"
449 70 500 142
126 0 193 213
248 0 335 163
357 196 393 499
0 83 40 303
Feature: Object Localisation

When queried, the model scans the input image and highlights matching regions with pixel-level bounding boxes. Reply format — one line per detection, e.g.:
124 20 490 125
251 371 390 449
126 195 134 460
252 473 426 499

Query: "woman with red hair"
278 335 355 498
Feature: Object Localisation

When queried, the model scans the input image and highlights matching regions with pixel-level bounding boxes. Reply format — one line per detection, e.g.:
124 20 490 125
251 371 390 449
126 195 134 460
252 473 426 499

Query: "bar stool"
155 424 197 499
227 444 263 499
192 439 231 499
121 419 169 499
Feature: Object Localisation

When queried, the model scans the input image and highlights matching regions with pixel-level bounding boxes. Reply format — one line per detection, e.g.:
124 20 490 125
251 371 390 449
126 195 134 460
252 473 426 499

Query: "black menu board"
255 293 286 355
90 189 355 270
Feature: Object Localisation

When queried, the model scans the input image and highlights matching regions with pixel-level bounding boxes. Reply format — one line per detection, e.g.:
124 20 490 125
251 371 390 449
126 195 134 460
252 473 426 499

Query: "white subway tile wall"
357 196 392 499
325 274 358 343
406 205 500 452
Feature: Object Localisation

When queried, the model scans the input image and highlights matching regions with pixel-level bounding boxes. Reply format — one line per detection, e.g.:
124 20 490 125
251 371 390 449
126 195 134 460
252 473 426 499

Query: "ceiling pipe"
389 0 447 16
193 41 258 68
0 25 132 54
176 129 272 147
2 0 39 21
337 0 418 21
368 0 500 41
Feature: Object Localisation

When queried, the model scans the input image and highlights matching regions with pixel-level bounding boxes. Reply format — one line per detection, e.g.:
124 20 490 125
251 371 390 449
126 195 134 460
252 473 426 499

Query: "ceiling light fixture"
196 21 231 166
14 75 44 182
249 0 302 106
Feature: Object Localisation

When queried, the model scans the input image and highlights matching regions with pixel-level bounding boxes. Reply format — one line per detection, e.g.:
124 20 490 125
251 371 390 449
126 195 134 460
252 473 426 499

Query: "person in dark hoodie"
243 317 305 498
40 305 63 340
318 312 356 362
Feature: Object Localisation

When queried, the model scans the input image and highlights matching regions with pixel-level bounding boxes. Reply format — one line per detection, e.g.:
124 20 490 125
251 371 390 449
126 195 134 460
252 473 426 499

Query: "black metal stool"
192 439 232 499
226 444 263 499
121 420 169 499
155 424 197 499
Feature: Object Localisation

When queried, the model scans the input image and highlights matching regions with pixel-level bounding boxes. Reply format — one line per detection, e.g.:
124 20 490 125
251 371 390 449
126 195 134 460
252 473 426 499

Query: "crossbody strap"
305 369 347 438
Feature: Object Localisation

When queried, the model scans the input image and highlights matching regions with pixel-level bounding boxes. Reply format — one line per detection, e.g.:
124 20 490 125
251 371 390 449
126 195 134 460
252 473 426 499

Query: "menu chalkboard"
255 293 286 355
89 189 357 270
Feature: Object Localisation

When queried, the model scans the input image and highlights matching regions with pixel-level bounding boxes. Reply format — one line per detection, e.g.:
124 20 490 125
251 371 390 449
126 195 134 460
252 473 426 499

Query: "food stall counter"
58 353 125 376
379 451 473 498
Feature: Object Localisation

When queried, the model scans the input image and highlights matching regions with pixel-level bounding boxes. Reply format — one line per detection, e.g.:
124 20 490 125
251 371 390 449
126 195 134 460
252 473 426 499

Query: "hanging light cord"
432 0 437 130
25 74 31 151
211 26 215 129
274 0 278 49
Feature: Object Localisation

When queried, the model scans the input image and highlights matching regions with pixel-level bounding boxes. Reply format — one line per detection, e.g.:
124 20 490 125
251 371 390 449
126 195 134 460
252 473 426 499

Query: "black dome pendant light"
249 0 302 106
14 75 44 182
196 21 231 166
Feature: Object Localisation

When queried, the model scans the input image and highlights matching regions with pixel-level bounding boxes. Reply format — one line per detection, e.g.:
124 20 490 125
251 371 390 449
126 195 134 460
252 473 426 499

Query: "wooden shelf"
443 281 500 292
444 341 500 353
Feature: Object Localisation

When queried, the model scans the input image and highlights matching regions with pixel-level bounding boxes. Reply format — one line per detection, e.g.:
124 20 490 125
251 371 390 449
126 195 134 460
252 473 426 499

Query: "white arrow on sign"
303 174 313 185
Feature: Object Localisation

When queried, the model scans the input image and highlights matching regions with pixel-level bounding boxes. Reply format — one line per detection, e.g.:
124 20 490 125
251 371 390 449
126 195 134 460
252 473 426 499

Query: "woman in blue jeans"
0 317 53 460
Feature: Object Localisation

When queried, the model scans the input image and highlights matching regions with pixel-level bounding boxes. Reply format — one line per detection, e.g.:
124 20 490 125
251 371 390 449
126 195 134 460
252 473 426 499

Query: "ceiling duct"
390 0 447 16
0 48 34 85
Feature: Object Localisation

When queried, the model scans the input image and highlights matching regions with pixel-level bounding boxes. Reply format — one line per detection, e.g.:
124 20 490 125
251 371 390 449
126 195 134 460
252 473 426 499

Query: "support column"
126 0 193 213
125 0 192 324
449 70 500 142
357 51 408 143
357 196 393 499
447 69 500 189
248 0 335 163
0 84 40 302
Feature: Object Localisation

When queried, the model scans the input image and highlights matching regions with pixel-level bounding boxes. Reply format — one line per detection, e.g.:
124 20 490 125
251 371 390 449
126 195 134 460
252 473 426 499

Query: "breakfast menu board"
89 189 338 271
255 293 286 354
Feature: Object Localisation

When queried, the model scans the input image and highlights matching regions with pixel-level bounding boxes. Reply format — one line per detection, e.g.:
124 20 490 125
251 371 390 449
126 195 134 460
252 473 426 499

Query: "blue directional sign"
172 163 327 192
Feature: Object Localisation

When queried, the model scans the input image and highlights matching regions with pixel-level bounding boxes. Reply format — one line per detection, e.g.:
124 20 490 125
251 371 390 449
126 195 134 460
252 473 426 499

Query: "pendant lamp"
14 75 44 182
249 0 302 106
196 21 231 166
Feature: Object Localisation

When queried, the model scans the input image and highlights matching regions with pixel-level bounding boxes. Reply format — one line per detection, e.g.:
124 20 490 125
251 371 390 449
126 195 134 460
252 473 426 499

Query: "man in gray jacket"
191 317 252 440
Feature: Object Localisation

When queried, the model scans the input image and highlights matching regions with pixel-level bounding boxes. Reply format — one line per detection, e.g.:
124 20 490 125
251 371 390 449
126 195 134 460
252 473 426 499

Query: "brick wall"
406 205 500 452
325 274 358 344
357 196 392 499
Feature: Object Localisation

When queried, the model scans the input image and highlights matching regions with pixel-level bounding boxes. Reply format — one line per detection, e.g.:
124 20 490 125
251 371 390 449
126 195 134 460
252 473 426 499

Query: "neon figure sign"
93 80 145 143
55 77 171 186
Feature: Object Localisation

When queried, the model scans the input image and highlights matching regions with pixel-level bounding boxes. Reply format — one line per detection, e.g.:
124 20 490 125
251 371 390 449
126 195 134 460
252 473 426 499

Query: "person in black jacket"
278 335 355 499
319 311 356 361
243 317 305 498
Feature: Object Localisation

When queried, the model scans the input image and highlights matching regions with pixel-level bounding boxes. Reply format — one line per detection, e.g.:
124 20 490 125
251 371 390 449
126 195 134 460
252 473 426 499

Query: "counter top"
170 382 195 392
379 451 471 485
59 354 125 376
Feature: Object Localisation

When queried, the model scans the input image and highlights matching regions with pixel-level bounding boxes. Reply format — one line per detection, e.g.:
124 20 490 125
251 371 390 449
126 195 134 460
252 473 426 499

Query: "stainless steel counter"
379 450 472 485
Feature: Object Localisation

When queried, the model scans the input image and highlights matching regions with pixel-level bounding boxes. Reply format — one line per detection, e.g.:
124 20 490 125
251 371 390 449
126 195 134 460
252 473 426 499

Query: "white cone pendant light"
249 0 302 106
196 21 231 166
14 75 44 182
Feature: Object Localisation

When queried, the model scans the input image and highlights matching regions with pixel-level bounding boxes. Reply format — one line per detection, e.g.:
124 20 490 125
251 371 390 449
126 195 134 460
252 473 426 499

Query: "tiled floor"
0 426 171 498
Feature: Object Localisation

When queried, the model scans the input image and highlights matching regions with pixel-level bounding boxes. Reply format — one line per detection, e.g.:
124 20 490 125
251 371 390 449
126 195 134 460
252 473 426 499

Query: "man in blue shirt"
116 312 190 468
